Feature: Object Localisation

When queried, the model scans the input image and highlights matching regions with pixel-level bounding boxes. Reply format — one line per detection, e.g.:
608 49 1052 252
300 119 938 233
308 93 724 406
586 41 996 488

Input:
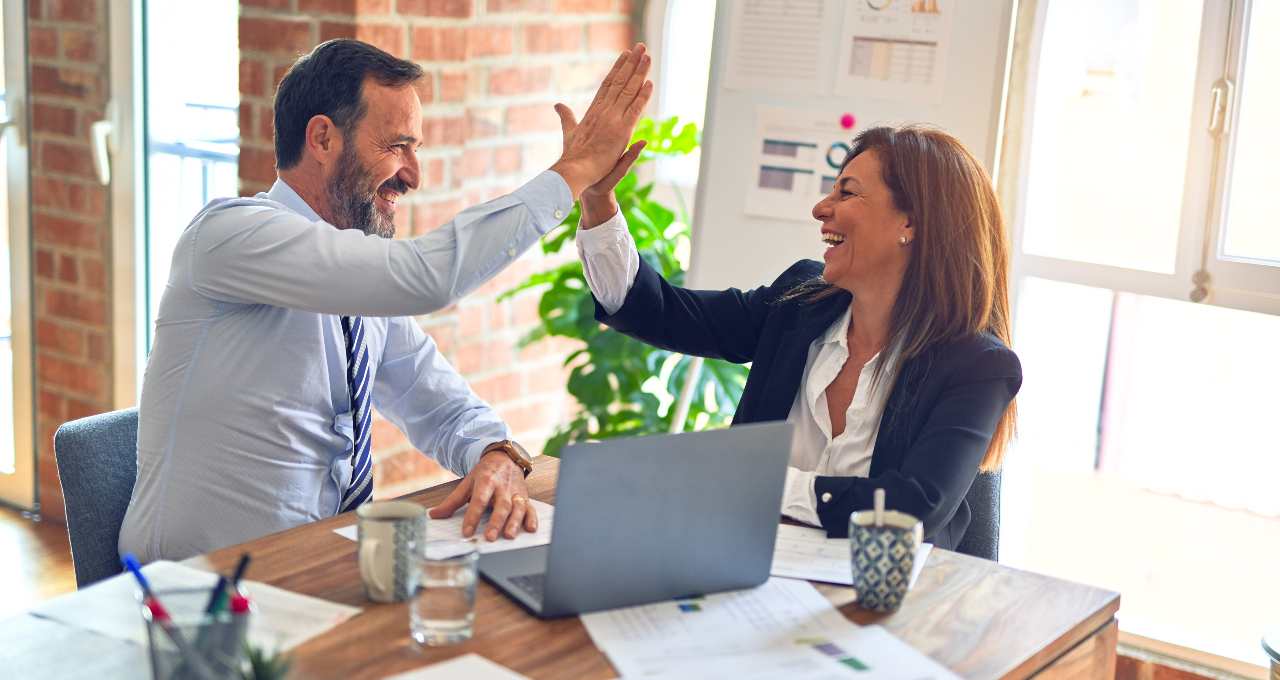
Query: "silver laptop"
479 421 793 618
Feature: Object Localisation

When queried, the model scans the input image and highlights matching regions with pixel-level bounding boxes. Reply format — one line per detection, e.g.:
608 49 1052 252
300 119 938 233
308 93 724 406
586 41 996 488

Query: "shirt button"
554 209 564 220
506 247 517 257
821 492 832 503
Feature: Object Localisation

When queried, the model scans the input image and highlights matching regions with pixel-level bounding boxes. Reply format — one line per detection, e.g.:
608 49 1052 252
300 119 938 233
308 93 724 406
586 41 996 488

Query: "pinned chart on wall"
835 0 954 103
723 0 828 94
745 107 860 222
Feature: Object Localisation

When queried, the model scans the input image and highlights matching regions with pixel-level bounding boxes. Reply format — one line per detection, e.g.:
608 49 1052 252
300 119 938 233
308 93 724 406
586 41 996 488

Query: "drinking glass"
410 538 478 646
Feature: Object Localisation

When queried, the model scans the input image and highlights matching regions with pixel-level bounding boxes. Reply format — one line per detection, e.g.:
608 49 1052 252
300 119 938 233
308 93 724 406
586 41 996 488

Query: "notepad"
383 653 528 680
333 499 555 554
772 523 932 589
29 560 360 652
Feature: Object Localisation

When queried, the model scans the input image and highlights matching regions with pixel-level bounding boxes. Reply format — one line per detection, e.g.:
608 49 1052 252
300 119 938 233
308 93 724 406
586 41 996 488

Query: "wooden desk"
187 457 1120 680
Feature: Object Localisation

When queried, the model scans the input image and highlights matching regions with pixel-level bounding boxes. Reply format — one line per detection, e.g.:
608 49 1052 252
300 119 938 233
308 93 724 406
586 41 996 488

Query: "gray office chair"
955 471 1001 561
53 408 139 588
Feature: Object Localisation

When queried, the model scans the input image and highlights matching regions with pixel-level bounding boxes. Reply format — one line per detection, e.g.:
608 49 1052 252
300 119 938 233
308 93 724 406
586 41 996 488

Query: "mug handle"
358 538 388 596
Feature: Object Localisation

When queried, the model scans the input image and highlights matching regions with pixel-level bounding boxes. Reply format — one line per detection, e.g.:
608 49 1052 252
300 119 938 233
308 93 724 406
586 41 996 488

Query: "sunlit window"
653 0 716 187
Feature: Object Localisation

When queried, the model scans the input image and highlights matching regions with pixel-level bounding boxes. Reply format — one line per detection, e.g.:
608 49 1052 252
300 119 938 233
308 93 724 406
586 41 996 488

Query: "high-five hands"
550 43 653 199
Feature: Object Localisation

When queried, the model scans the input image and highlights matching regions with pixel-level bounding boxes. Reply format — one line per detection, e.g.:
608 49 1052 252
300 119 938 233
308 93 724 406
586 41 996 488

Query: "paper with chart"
772 523 932 589
581 577 959 679
334 499 555 555
723 0 828 94
835 0 954 103
29 560 360 652
384 653 528 680
745 106 853 222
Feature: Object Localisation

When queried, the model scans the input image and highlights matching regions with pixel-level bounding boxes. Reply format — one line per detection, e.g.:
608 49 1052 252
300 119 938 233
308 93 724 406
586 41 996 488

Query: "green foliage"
240 643 292 680
501 116 749 456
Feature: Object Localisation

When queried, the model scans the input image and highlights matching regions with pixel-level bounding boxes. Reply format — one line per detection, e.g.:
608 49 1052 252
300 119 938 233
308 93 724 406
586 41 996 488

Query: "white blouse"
578 212 898 527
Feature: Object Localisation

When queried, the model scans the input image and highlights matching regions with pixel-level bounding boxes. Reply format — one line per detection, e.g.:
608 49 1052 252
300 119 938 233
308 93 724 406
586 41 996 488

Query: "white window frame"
1003 0 1278 317
0 0 35 510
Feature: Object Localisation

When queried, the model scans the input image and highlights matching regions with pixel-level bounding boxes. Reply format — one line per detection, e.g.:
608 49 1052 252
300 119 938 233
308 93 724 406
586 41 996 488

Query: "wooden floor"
0 506 75 620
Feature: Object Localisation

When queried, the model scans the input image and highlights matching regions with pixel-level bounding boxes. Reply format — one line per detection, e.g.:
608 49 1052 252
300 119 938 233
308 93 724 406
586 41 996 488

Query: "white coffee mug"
356 501 426 603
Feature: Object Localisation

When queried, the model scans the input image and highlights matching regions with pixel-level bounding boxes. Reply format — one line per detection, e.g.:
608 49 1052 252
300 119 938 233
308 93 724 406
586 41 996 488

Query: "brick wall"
239 0 634 497
27 0 113 522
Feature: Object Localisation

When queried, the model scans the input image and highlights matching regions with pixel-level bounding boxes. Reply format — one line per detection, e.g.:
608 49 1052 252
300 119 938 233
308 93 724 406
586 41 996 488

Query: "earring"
898 235 910 246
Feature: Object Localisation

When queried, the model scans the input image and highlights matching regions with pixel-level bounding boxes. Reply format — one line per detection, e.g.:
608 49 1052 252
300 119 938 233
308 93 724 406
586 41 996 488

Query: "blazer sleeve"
593 258 815 364
813 345 1022 540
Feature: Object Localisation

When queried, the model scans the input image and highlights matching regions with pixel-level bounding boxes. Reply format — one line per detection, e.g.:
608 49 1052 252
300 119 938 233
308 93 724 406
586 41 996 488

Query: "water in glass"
410 539 478 646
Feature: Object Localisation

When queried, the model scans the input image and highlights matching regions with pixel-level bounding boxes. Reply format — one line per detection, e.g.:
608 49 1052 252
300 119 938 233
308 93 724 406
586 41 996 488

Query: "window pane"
1220 1 1280 265
656 0 716 186
0 8 12 474
1021 0 1204 273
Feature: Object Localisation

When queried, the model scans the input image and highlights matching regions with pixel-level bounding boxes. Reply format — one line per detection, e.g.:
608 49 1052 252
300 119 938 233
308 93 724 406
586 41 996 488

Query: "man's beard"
325 145 405 239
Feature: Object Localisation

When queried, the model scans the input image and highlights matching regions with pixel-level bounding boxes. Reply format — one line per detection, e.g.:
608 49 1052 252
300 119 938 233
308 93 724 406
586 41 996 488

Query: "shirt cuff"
512 170 575 234
575 209 630 253
781 467 822 527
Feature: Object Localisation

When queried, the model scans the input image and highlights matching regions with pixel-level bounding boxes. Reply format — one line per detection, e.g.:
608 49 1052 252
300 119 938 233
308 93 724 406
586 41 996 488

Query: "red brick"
525 361 570 394
48 0 96 22
57 254 78 283
37 319 86 357
454 339 508 374
44 289 107 325
358 0 394 12
505 103 558 134
29 26 57 59
466 107 502 139
358 23 406 55
32 102 77 137
421 116 468 146
86 331 108 362
494 145 521 173
81 257 105 290
298 0 359 13
239 147 278 185
28 0 44 21
489 66 552 96
41 140 98 179
554 0 611 11
258 108 275 144
240 59 266 98
239 106 256 146
412 198 464 235
458 304 487 336
510 291 540 326
273 64 292 92
39 390 65 422
523 23 581 54
467 26 514 58
319 20 356 42
472 371 523 404
497 401 555 435
439 70 468 103
411 26 467 62
488 0 551 11
372 449 449 489
423 157 447 188
38 354 105 396
554 60 611 93
34 213 99 250
30 65 96 99
62 28 97 61
588 20 630 51
64 397 101 423
397 0 473 18
241 0 293 8
35 249 55 279
456 147 491 179
239 17 315 57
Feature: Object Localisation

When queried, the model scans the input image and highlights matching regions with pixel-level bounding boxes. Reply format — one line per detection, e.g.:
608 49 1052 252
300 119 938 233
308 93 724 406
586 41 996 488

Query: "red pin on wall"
840 113 857 130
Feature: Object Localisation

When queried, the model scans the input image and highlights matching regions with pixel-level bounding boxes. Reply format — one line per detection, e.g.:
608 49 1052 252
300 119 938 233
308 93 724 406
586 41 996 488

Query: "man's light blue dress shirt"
119 171 572 562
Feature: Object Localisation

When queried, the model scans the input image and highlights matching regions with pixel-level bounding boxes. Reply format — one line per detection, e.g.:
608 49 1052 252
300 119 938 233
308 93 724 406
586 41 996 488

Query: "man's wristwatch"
482 439 533 477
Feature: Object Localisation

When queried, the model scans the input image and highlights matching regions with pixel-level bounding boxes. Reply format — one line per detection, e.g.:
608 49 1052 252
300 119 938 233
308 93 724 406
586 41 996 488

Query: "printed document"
334 499 554 554
772 523 932 589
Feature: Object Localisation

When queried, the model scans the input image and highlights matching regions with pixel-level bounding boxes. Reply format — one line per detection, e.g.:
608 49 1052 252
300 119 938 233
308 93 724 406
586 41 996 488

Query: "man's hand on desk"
429 449 538 541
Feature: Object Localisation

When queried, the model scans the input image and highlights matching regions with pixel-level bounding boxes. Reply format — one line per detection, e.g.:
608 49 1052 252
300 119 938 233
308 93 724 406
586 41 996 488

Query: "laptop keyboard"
509 573 546 602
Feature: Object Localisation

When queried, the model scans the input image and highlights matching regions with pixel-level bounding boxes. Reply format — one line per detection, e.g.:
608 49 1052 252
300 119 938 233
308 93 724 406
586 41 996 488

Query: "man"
119 39 652 561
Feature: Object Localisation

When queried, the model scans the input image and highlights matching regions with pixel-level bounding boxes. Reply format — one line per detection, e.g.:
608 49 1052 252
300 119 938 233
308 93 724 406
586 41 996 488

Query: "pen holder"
139 588 251 680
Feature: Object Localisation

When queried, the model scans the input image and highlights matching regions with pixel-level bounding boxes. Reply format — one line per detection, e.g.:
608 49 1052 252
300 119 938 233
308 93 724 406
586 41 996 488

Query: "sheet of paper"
723 0 827 94
29 560 360 652
834 0 955 103
744 106 853 222
581 578 958 679
333 499 554 555
0 614 149 678
772 523 932 590
384 653 528 680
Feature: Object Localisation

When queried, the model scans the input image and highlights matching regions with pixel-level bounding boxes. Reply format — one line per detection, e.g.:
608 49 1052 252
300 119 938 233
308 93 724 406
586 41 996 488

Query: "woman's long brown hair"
790 125 1016 471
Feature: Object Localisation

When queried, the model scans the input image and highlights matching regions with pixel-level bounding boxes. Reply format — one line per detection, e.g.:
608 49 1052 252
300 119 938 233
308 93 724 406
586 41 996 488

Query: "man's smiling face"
324 79 423 238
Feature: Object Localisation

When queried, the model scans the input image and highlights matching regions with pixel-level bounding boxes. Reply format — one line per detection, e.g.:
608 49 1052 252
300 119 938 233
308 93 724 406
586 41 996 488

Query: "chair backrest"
53 408 139 588
955 470 1001 561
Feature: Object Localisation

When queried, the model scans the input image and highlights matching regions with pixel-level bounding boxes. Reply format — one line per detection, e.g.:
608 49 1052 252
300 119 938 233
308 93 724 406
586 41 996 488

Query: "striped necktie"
339 316 373 512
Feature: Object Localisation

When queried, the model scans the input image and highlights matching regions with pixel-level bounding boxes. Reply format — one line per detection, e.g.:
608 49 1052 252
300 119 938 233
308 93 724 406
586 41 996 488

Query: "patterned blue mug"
357 501 427 602
848 509 923 613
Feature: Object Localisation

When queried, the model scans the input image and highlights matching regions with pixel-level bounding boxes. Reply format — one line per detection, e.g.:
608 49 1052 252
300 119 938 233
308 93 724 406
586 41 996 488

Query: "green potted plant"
502 117 749 455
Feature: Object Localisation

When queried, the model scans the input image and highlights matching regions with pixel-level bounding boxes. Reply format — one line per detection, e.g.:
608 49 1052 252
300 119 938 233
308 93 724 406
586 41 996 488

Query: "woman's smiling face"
812 149 913 291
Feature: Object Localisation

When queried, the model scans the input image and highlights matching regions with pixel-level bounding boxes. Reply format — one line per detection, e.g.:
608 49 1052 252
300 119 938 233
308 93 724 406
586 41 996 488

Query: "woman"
574 125 1021 551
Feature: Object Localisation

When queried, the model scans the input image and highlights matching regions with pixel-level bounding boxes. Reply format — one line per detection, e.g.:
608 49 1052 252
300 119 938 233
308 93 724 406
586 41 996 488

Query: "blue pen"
121 554 220 680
